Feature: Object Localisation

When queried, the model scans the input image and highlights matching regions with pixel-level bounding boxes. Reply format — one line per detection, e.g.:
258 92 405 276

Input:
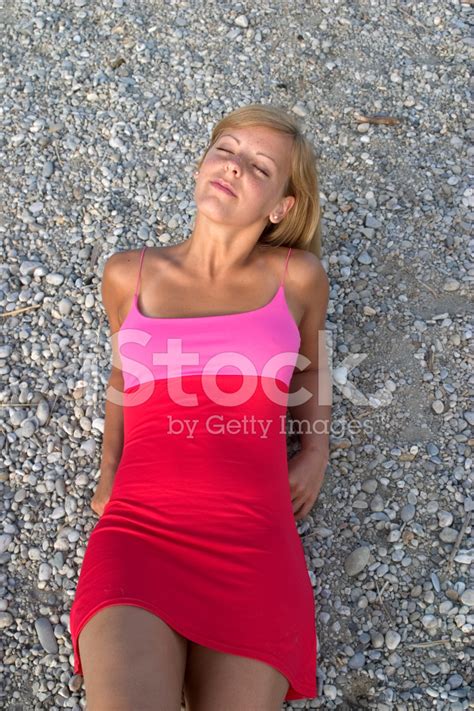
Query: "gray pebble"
19 260 43 276
0 344 12 358
234 14 249 28
385 630 401 650
463 411 474 426
361 478 378 494
460 589 474 606
344 546 370 576
42 160 54 178
438 510 453 527
439 527 459 543
443 278 460 291
357 250 372 265
45 273 65 286
58 298 73 316
323 684 337 699
0 612 13 629
35 399 50 426
448 674 464 689
348 652 365 669
400 503 415 522
34 617 58 654
370 494 385 512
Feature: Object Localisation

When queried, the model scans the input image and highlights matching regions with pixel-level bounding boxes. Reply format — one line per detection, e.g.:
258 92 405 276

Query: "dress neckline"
132 283 284 322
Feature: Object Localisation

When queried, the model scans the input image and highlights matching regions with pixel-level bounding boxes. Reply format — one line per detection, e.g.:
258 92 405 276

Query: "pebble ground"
0 1 472 709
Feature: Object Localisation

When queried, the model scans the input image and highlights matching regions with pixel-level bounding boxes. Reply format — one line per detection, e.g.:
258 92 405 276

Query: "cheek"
203 153 223 169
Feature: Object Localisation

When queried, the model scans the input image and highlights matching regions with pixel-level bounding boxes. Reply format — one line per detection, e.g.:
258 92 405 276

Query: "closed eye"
216 147 269 176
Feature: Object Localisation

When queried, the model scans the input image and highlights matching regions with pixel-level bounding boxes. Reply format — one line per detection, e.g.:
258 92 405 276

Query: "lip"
211 180 237 197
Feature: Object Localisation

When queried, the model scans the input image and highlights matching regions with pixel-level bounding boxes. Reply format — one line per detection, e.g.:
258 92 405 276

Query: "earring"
194 171 199 177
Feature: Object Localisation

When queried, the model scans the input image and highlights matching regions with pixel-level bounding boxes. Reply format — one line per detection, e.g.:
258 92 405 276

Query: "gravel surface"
1 1 473 709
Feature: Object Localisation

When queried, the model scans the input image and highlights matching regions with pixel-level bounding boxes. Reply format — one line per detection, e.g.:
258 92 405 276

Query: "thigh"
183 643 290 711
78 604 188 711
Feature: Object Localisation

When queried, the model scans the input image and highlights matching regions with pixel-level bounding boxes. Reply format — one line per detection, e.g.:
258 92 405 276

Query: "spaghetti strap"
280 247 292 287
134 246 147 298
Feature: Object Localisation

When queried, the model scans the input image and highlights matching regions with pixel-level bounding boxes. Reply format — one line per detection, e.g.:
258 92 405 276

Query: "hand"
91 478 114 518
288 447 328 522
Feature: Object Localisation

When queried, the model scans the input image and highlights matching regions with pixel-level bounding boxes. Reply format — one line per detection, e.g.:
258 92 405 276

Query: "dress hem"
71 597 317 701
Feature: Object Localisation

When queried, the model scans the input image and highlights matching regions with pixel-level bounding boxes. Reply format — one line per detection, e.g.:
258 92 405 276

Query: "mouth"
210 180 237 197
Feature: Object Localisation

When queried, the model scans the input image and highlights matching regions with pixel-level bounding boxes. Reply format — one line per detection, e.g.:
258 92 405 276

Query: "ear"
283 195 296 216
273 195 296 223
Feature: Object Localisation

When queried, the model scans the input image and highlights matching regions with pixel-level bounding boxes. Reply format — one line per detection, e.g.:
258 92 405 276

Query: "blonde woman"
70 103 330 710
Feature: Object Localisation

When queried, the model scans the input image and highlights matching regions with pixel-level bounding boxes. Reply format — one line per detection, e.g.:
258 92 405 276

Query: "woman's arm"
91 252 131 514
288 251 331 453
286 251 331 520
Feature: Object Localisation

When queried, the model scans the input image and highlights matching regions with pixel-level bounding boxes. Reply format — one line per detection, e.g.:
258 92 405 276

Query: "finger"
292 499 305 517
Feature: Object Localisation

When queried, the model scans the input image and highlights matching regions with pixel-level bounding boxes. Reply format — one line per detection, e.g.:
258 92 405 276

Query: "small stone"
234 14 249 28
371 631 384 648
18 419 37 438
370 494 385 512
421 614 439 631
448 674 463 689
323 684 337 700
454 550 473 565
432 400 444 414
460 589 474 607
58 298 73 316
0 534 13 554
361 478 378 494
443 278 460 291
291 102 307 118
45 272 65 286
29 201 44 215
344 546 370 576
439 527 459 543
426 442 439 457
400 503 415 522
439 600 453 614
365 215 381 229
438 511 453 527
42 160 54 178
357 250 372 264
38 563 52 582
36 400 50 426
348 652 365 669
0 612 13 629
19 260 43 276
385 630 401 650
333 366 348 385
0 344 12 358
51 506 65 520
35 617 58 654
430 572 441 593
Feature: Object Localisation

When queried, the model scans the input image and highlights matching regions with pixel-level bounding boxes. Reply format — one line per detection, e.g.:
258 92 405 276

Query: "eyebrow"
218 133 277 166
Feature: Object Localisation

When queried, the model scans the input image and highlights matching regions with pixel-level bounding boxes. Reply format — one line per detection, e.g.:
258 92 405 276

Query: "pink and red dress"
69 245 318 700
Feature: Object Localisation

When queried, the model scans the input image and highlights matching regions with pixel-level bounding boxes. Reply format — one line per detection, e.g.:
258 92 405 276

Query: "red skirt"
69 374 317 700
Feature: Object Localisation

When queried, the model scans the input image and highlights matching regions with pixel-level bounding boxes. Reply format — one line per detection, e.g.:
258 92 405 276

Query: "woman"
69 103 330 710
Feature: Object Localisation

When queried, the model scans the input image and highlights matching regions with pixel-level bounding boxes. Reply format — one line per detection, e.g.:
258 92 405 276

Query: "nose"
226 154 242 174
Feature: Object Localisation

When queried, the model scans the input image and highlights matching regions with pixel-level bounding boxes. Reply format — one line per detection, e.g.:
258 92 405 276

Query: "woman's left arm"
287 251 331 521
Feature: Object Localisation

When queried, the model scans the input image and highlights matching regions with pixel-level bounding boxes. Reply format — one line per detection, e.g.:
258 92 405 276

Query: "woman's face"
194 125 295 228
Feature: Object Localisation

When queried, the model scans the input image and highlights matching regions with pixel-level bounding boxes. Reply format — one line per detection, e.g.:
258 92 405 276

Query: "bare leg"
183 644 290 711
78 605 188 711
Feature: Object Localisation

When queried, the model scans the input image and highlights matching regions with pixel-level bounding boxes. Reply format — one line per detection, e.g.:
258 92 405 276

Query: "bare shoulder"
289 247 328 285
103 247 143 280
100 248 144 332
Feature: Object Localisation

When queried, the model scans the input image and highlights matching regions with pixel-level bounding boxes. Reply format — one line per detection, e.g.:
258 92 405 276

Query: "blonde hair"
195 103 322 259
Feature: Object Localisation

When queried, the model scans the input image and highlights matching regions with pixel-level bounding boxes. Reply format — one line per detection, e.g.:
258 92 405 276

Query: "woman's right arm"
91 252 129 516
